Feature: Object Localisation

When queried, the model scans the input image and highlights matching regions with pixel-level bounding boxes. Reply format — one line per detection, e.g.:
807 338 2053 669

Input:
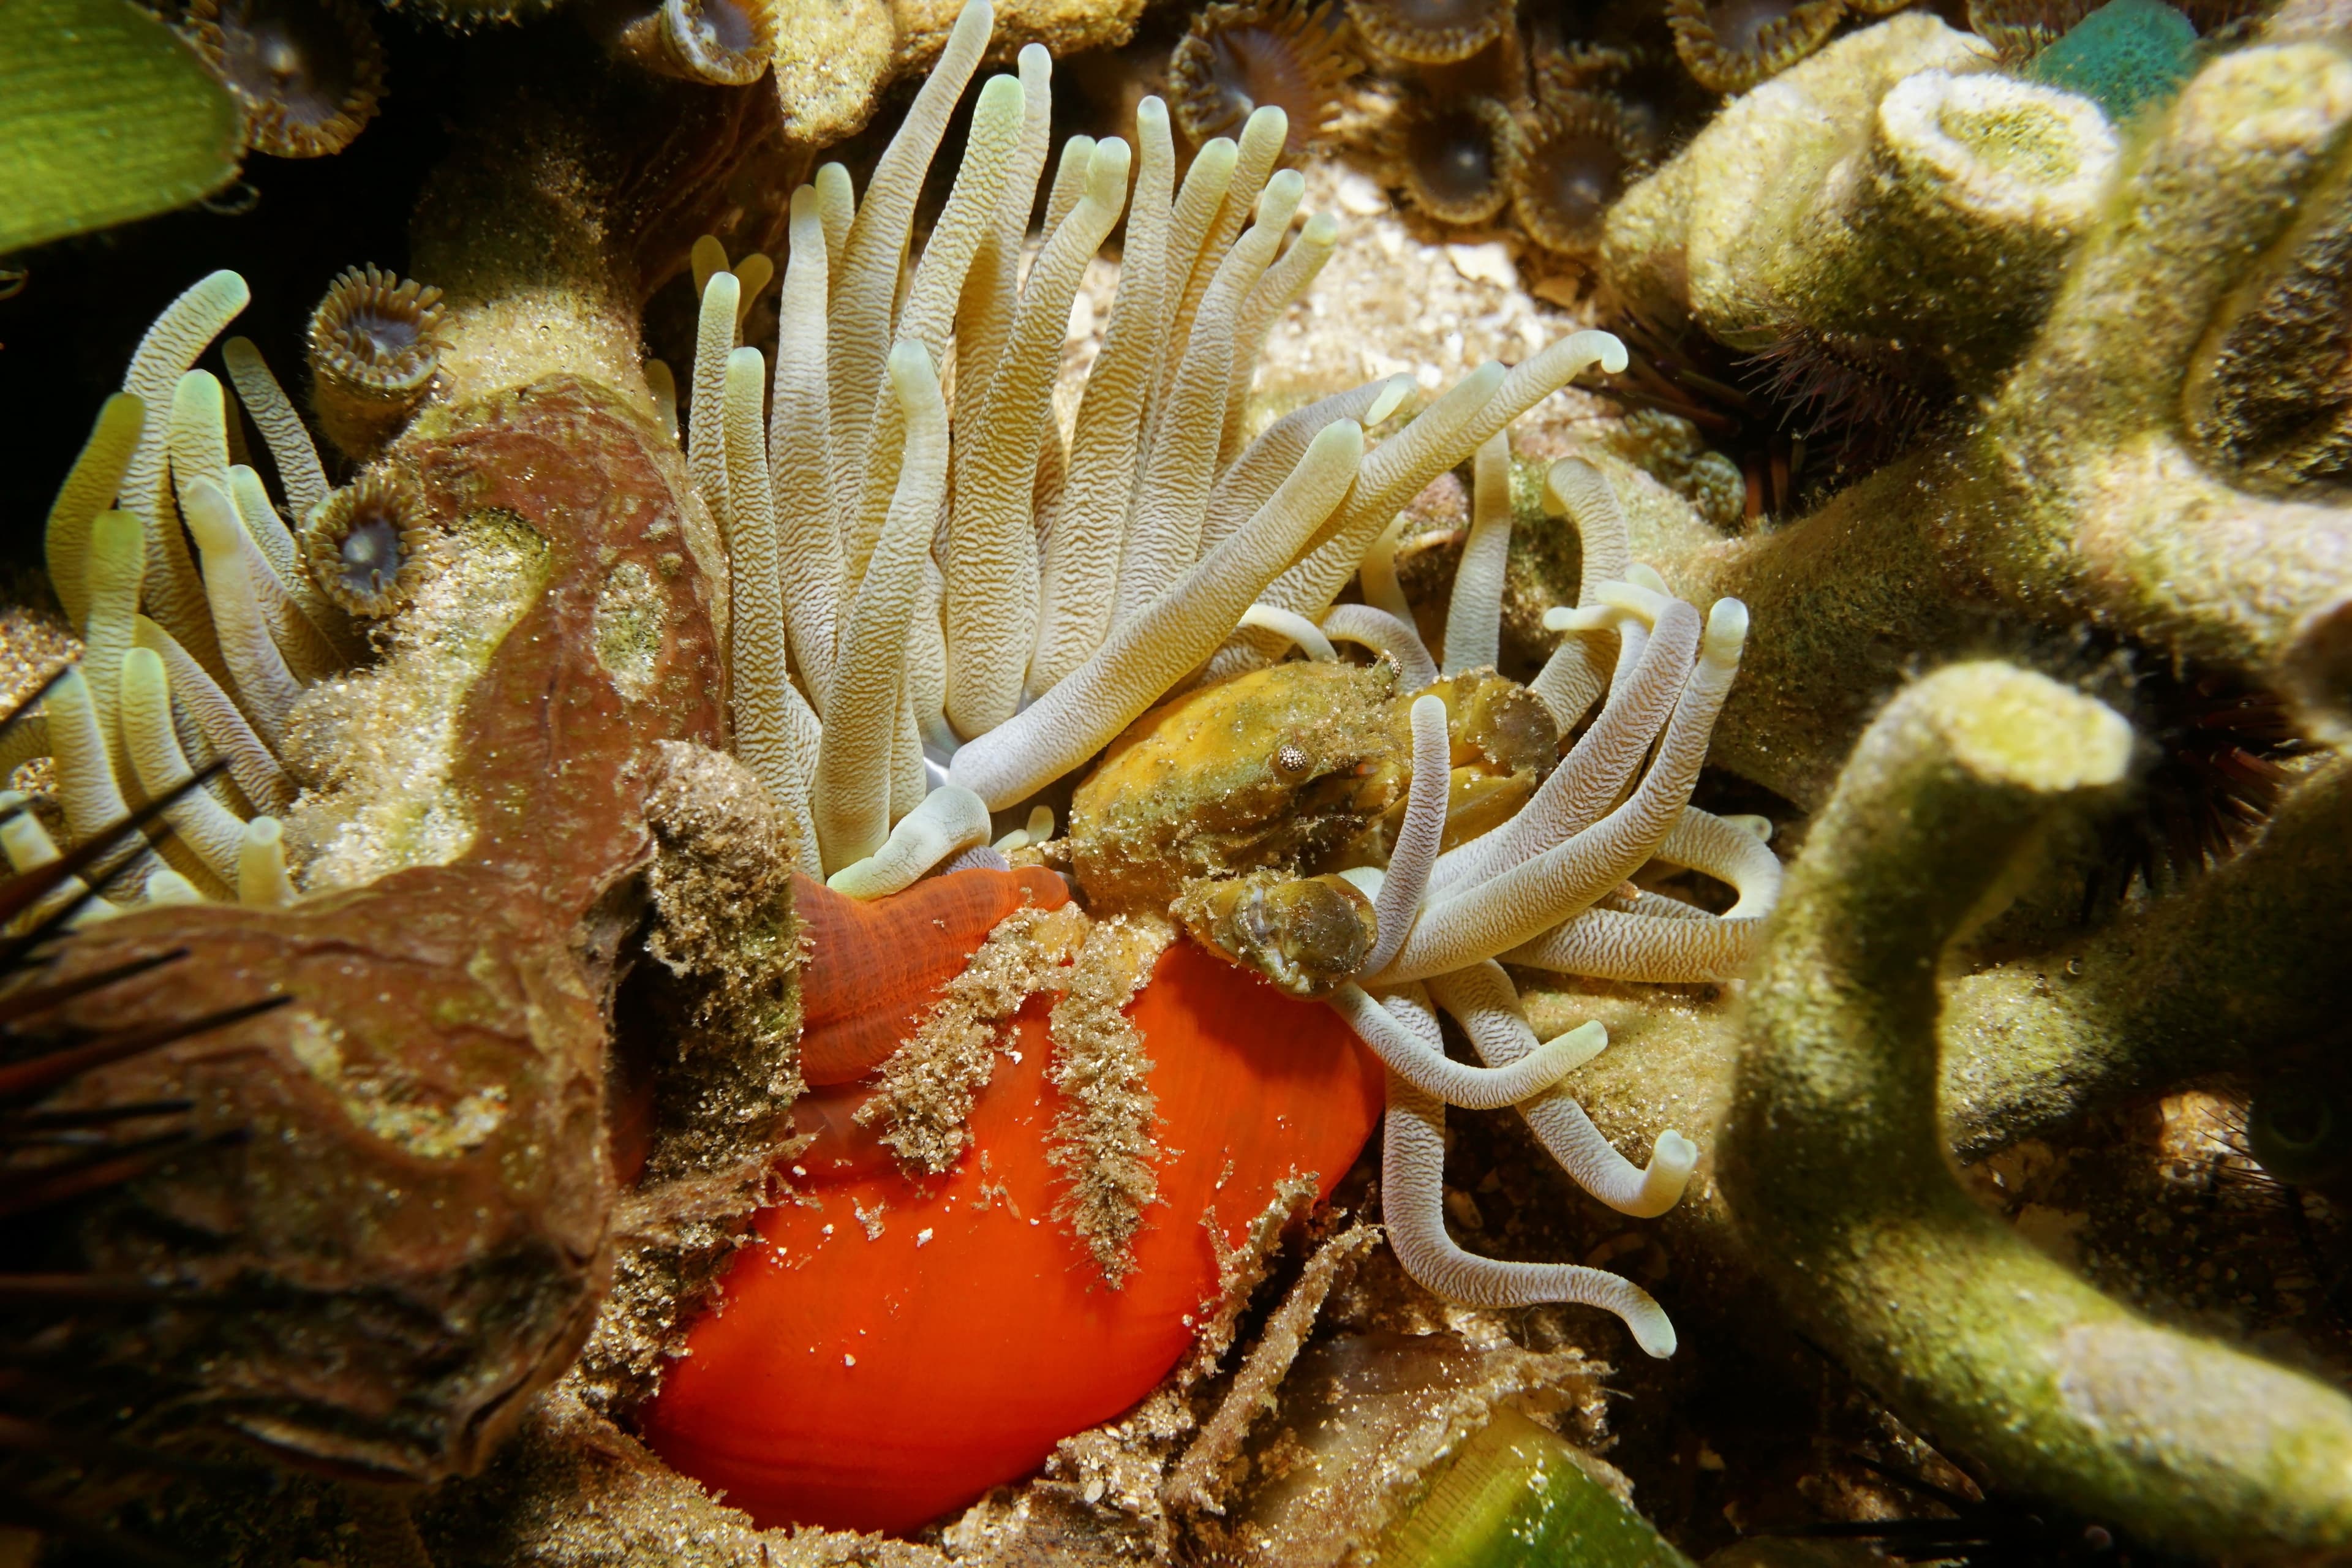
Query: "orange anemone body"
641 871 1385 1534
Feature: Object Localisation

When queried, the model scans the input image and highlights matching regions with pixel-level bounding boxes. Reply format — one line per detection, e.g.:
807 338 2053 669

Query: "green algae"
0 0 241 254
1379 1410 1695 1568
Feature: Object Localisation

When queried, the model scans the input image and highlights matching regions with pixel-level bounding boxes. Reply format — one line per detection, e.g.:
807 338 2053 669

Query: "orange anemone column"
641 933 1385 1534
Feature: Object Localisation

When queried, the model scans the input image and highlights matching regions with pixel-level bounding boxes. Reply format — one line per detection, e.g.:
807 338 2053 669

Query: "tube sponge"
1725 661 2352 1555
1602 15 2119 388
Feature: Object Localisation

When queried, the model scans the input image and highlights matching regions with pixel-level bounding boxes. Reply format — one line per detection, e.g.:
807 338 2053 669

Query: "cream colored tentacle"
1330 980 1591 1109
1159 106 1287 418
945 136 1133 739
1503 906 1764 982
1375 600 1746 982
771 187 845 706
828 783 991 899
133 617 291 811
1442 430 1515 677
1653 804 1782 915
1529 456 1635 731
845 72 1028 589
721 346 803 810
829 0 993 496
647 360 680 447
121 270 245 678
43 668 137 869
179 477 302 748
688 270 742 527
1428 963 1697 1216
1371 984 1677 1356
1028 97 1178 700
949 418 1362 810
954 44 1056 409
118 646 243 889
1263 331 1630 641
1205 360 1503 679
1235 604 1333 659
1115 168 1306 624
229 463 361 666
1431 598 1698 897
239 816 295 907
1361 692 1449 976
173 371 340 685
220 336 328 524
81 511 145 786
1201 377 1409 552
1133 136 1238 461
815 162 854 287
1218 210 1339 467
911 556 950 752
814 344 949 871
46 394 145 630
1320 603 1437 689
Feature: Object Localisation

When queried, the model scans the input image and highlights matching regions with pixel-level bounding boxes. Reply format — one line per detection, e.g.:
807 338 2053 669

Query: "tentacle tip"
1246 103 1292 140
1654 1128 1698 1174
1544 1019 1610 1071
1704 598 1751 661
1593 331 1630 375
1628 1306 1677 1359
977 71 1027 115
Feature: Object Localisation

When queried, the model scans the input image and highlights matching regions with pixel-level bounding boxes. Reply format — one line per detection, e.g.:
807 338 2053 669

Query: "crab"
1066 658 1559 998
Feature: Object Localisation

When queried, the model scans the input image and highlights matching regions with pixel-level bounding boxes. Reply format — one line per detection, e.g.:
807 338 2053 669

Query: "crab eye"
1272 743 1313 781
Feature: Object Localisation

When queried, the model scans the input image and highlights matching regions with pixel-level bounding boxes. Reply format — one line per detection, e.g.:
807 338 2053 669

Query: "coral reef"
12 0 2352 1558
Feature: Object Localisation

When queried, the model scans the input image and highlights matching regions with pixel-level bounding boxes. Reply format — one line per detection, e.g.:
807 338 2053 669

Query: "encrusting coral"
1604 13 2121 393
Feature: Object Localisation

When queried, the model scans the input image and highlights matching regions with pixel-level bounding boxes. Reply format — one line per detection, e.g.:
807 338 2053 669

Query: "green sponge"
2030 0 2199 120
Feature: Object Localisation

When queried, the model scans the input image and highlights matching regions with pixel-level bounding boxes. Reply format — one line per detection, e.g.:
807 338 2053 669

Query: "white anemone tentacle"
1372 984 1678 1357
